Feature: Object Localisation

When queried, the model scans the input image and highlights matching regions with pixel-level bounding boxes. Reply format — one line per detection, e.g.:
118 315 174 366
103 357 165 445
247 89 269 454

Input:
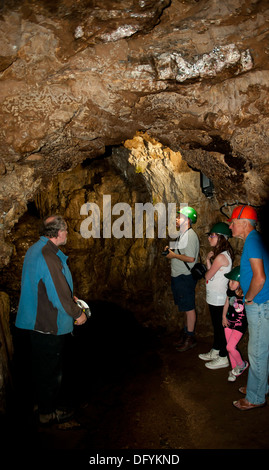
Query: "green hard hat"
177 206 197 224
225 266 240 281
209 222 232 238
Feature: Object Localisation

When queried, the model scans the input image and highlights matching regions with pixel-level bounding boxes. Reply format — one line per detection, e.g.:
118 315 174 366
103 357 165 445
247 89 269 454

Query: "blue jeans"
245 300 269 405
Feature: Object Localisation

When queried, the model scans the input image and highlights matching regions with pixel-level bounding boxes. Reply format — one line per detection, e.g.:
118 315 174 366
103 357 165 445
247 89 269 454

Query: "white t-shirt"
206 251 232 306
171 228 199 277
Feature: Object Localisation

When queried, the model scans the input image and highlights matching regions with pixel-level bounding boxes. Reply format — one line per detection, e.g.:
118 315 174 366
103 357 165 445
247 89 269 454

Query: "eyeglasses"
208 234 218 238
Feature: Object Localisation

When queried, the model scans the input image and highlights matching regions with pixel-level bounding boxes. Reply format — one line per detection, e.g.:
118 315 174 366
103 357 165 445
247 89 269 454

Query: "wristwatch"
245 299 253 303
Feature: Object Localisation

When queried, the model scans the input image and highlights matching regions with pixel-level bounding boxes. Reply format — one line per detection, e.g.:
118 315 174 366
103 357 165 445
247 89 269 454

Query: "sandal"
233 398 266 411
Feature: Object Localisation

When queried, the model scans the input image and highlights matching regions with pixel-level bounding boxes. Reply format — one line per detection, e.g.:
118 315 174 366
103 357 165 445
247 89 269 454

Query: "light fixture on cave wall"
200 172 214 198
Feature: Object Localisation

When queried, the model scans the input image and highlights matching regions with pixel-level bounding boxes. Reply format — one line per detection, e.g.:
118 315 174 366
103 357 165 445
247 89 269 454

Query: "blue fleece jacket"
16 236 82 335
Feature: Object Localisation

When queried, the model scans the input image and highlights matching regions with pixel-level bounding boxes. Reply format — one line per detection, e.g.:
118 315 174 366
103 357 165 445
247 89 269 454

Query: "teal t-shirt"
240 230 269 303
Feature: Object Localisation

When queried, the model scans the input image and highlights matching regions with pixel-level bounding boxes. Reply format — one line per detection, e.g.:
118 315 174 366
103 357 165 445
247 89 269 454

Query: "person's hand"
222 317 229 328
207 251 214 260
166 249 175 259
74 311 87 325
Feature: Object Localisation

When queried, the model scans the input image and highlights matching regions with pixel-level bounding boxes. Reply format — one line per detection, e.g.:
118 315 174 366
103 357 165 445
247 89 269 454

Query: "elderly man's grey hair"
245 219 257 228
40 215 67 238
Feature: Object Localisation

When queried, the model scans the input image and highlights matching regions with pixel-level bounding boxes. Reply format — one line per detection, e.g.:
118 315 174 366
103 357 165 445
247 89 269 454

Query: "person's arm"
222 297 229 327
205 250 213 271
164 231 196 263
43 248 86 322
73 296 88 325
245 258 266 304
205 253 229 282
165 250 195 263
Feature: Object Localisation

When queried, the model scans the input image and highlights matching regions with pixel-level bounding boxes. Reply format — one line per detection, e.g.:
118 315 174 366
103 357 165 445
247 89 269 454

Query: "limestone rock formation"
0 0 268 268
0 133 242 334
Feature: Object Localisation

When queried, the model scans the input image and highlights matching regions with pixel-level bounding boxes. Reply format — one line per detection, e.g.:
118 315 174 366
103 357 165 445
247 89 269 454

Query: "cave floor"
4 318 268 461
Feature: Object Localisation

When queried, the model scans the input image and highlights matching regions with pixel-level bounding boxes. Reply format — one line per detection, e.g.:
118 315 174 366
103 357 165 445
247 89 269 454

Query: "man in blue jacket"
16 214 87 425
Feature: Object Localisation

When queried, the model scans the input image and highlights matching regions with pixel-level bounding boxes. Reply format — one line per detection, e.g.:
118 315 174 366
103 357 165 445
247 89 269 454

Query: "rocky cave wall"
0 0 269 267
0 0 269 409
0 131 245 346
1 132 233 330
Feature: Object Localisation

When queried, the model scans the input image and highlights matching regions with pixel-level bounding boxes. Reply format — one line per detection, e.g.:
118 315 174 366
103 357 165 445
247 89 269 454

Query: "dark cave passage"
10 300 160 402
62 300 161 403
2 301 162 447
1 299 269 457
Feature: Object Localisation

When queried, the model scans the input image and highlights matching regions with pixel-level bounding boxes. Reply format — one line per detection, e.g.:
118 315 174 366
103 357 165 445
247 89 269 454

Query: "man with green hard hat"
164 206 199 352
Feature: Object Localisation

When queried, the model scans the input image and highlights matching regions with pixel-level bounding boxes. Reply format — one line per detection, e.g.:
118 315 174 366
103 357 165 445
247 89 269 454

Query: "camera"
76 299 92 318
162 248 171 256
83 307 91 319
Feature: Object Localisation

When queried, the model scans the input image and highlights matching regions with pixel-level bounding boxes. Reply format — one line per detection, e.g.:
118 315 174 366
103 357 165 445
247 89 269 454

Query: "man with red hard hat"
228 205 269 410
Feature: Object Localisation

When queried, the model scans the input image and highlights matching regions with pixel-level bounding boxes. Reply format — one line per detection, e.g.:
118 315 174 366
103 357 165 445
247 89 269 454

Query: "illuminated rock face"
1 1 269 402
0 0 268 263
0 0 268 264
0 133 243 335
0 1 268 303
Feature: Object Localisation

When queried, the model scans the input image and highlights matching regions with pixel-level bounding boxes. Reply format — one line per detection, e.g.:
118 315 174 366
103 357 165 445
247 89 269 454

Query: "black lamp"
200 173 214 198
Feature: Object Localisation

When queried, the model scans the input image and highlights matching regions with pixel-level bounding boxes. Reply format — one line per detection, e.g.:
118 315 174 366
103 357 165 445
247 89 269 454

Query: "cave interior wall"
0 0 269 409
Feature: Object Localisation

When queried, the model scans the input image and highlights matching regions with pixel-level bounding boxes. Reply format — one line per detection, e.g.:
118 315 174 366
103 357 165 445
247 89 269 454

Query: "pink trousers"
224 328 243 369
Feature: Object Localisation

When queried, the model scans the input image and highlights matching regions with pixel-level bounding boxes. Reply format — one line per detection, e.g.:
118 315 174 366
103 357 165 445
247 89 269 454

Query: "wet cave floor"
2 302 268 463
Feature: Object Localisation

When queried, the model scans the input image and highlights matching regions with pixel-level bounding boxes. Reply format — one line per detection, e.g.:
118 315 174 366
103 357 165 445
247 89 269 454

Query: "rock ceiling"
0 0 269 268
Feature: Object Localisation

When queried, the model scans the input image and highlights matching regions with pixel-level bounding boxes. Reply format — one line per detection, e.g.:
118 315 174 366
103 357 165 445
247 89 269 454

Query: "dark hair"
235 285 244 297
39 215 66 238
212 234 234 262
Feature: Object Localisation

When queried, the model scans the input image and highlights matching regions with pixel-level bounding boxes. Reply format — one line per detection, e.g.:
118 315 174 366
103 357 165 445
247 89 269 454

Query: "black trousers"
30 331 66 414
208 304 227 357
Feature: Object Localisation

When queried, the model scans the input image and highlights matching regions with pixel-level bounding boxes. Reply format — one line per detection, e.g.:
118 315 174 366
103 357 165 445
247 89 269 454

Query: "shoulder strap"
177 248 201 270
175 228 200 270
177 248 191 271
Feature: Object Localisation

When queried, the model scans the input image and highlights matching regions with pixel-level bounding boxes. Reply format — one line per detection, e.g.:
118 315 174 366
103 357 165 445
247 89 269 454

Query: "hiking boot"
205 356 229 369
176 334 197 352
198 349 219 361
174 328 187 347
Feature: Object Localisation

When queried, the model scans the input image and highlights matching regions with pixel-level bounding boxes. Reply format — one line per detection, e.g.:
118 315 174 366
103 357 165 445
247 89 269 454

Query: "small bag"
177 248 206 280
190 262 207 280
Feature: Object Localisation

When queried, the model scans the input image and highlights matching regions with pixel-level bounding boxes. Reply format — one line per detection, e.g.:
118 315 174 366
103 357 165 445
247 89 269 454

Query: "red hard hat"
228 205 258 222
